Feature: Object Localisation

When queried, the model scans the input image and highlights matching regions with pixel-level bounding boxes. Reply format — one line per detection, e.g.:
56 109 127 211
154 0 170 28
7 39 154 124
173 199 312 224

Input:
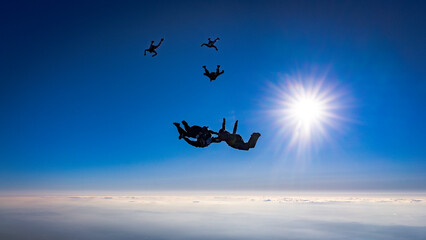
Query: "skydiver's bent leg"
144 49 148 55
213 46 218 51
233 120 238 134
218 118 233 142
232 135 250 150
236 143 250 150
247 133 261 148
152 50 157 57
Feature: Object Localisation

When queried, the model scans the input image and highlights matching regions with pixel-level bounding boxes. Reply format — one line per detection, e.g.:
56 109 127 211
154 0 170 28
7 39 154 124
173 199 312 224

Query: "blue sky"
0 0 425 191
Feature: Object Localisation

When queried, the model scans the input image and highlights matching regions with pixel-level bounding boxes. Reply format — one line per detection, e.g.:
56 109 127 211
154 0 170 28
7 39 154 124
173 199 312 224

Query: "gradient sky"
1 0 425 191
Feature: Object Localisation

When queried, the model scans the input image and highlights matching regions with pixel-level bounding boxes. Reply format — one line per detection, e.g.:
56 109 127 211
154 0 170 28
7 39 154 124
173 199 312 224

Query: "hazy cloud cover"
1 193 425 240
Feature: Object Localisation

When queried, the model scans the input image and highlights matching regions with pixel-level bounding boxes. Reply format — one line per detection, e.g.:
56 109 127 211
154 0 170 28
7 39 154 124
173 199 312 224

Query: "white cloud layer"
0 193 425 240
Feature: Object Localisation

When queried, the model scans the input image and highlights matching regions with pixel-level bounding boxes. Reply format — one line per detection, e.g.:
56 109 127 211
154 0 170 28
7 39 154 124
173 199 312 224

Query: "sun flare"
283 85 332 140
265 74 346 153
290 97 325 127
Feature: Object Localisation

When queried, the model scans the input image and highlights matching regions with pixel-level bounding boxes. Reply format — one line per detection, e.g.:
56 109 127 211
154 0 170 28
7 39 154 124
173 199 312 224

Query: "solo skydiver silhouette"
203 65 224 82
173 121 220 148
144 38 164 57
201 37 220 51
217 118 261 151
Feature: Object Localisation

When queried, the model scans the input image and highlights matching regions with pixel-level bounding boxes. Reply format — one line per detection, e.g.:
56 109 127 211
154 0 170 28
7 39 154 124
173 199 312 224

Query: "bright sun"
285 90 330 140
266 76 345 152
290 97 325 127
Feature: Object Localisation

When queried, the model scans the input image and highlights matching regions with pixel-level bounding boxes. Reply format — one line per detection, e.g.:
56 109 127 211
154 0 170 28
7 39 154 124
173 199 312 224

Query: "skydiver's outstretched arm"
214 38 220 43
201 43 207 47
203 66 210 75
173 122 186 139
233 120 238 134
209 130 219 135
183 137 200 147
155 38 164 48
183 137 207 148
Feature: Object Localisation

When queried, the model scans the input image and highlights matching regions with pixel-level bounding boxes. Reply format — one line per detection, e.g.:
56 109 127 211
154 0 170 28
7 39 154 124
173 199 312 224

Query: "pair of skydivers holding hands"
173 118 261 151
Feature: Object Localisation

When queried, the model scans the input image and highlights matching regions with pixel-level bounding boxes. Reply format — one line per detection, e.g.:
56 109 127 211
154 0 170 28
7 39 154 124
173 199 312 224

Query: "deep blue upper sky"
1 0 425 191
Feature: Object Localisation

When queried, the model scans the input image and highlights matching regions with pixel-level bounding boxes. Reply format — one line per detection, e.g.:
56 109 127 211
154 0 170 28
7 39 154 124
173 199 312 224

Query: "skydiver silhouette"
218 118 261 151
173 121 217 139
203 65 224 82
173 121 220 148
144 38 164 57
201 37 220 51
